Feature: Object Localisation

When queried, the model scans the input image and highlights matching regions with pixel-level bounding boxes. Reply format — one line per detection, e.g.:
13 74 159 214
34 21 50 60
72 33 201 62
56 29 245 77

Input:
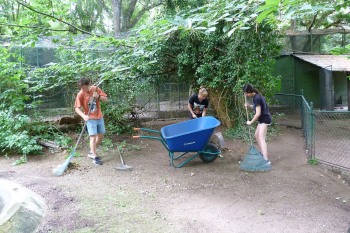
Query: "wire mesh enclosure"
271 94 303 129
281 29 350 54
314 111 350 170
26 81 192 121
26 85 77 121
271 93 350 171
134 82 191 119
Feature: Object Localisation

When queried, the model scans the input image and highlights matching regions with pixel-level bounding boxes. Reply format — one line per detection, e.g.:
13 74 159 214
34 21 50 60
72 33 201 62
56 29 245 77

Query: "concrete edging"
0 179 46 233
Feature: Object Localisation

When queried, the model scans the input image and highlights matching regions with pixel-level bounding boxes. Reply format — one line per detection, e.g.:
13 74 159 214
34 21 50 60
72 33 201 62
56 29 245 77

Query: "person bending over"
188 87 209 119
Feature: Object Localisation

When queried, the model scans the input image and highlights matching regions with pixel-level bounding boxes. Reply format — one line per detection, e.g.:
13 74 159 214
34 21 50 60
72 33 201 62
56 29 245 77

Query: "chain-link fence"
134 82 192 119
272 93 350 171
271 93 313 156
27 82 192 120
314 111 350 170
3 42 191 119
25 85 77 121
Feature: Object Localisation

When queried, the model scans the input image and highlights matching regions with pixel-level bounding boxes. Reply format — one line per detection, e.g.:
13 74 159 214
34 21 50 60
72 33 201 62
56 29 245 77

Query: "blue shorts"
86 118 105 136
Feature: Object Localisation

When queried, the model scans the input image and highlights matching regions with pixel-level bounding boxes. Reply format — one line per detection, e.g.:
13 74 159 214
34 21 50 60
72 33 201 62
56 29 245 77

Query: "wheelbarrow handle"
133 136 140 138
133 127 161 134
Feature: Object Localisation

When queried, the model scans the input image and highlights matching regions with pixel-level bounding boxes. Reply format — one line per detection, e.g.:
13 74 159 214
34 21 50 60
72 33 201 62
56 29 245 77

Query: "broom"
52 121 87 176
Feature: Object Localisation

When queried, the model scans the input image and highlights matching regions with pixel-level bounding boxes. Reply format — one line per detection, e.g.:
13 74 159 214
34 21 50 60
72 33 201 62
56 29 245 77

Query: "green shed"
275 54 350 111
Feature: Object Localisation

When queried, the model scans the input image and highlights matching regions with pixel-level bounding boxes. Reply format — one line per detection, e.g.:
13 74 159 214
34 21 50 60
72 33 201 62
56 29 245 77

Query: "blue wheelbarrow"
133 116 221 168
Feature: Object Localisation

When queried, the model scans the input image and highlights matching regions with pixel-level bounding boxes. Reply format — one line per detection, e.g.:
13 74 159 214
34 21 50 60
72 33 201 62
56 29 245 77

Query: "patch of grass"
308 158 319 166
127 144 141 151
12 155 27 166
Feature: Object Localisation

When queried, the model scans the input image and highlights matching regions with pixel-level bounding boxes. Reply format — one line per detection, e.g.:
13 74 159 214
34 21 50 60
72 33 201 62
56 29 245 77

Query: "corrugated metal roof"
292 54 350 71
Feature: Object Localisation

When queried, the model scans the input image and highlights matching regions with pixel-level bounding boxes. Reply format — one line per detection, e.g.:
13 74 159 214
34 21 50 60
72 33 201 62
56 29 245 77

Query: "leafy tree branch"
0 23 70 32
16 0 99 36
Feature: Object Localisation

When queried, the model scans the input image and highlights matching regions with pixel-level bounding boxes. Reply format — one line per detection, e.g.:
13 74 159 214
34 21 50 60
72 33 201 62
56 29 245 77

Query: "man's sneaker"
266 160 271 165
88 148 101 158
93 157 103 165
88 152 95 159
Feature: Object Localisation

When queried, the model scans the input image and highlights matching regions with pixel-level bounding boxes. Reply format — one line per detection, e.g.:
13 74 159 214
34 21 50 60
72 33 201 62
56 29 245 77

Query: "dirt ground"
1 118 350 233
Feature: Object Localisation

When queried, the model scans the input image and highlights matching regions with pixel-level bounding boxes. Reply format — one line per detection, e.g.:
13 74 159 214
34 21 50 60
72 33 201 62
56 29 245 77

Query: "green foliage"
104 104 134 135
0 109 73 160
117 140 141 152
329 44 350 55
165 0 209 14
308 158 319 166
1 0 283 133
225 117 281 143
28 119 73 148
13 156 28 166
136 1 282 127
256 0 350 30
0 47 30 112
225 122 252 143
72 0 111 32
0 110 42 156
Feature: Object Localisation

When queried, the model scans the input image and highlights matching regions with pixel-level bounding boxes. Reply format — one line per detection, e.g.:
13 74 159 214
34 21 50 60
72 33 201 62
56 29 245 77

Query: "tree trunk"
209 88 234 128
111 0 122 36
122 0 138 31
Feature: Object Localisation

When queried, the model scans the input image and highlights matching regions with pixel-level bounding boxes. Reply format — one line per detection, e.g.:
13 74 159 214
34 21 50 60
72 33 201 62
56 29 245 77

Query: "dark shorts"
258 116 272 125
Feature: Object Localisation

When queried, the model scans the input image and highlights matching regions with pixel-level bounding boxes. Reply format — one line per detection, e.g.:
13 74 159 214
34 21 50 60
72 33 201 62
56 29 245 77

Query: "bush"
0 110 42 156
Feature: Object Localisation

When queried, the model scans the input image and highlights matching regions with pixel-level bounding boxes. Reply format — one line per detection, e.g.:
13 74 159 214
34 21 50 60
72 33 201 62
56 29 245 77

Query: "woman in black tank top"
243 84 272 164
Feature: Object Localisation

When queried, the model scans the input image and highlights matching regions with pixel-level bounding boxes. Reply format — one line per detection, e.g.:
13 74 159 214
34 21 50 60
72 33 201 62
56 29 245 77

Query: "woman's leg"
255 123 269 160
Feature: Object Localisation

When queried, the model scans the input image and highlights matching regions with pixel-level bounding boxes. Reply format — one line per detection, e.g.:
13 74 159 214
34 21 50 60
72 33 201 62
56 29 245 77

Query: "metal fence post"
300 89 304 130
309 102 314 158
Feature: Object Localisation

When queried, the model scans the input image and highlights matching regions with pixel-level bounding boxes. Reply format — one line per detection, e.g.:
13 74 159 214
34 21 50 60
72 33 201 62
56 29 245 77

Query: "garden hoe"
115 144 133 171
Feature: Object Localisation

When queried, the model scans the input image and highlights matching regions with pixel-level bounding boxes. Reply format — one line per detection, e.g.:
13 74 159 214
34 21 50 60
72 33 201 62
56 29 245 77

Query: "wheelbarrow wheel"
199 143 220 163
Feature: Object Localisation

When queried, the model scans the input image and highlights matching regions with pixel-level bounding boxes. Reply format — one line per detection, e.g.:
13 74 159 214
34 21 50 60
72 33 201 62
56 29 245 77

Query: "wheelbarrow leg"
169 151 201 168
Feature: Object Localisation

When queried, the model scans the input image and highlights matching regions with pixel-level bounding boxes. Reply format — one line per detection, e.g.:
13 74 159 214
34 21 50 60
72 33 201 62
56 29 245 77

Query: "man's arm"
202 107 207 117
75 107 89 121
98 95 108 102
188 103 197 118
94 90 108 102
